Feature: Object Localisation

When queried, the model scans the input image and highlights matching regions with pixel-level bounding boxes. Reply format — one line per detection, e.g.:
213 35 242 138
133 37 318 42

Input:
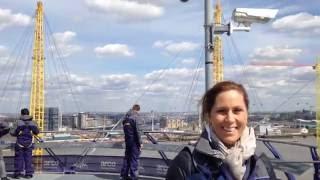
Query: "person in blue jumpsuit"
11 108 39 179
0 121 10 180
120 104 142 180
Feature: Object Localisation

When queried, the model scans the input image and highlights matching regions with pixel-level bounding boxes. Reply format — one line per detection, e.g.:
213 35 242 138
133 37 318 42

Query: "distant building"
62 114 77 129
72 114 78 128
44 107 59 131
295 109 315 120
77 112 98 129
85 116 97 128
78 112 87 129
166 118 187 130
159 116 168 129
254 123 282 136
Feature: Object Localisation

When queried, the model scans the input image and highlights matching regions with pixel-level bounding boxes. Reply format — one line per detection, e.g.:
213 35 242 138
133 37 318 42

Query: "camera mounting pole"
204 0 214 91
181 0 278 91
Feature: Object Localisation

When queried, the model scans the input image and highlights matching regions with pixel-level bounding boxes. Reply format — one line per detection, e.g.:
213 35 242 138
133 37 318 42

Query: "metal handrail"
258 138 318 180
0 141 184 153
257 138 317 148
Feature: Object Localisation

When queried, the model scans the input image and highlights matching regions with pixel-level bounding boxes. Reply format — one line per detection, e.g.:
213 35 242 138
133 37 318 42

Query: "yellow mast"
30 1 44 157
213 0 223 84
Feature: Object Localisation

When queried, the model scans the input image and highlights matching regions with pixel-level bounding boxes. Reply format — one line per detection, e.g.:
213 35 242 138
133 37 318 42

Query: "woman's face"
208 90 248 147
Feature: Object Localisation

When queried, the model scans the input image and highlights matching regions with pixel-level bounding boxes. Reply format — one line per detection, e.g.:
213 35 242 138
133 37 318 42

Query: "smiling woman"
166 81 273 180
203 81 249 148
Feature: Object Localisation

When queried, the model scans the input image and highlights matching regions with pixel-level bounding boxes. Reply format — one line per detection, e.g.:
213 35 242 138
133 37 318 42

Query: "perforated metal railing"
258 138 320 180
0 133 319 179
0 132 184 178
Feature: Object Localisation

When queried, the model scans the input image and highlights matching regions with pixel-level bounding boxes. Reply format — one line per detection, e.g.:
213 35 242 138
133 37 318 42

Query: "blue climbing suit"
120 110 142 180
11 115 39 176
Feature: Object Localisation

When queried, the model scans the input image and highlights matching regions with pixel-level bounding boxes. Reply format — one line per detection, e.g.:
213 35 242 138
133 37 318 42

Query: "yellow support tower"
316 57 320 152
213 0 223 84
30 1 44 164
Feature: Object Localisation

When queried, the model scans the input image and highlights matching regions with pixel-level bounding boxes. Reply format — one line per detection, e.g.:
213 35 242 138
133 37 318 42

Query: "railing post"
263 141 296 180
144 132 170 166
311 147 320 180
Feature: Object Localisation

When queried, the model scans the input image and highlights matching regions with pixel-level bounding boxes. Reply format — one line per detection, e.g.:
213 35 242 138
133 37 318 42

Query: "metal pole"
204 0 214 91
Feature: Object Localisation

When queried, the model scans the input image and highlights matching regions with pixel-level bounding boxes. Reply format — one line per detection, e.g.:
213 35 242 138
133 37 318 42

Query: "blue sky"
0 0 319 113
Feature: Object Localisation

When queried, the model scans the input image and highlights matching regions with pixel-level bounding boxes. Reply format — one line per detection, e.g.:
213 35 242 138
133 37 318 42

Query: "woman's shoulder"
166 146 196 180
247 153 277 180
166 146 223 180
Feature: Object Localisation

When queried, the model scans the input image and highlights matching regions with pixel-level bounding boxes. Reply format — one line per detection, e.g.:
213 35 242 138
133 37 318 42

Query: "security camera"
232 8 278 26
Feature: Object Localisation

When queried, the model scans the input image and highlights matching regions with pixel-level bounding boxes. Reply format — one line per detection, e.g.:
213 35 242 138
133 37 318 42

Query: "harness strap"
17 142 33 148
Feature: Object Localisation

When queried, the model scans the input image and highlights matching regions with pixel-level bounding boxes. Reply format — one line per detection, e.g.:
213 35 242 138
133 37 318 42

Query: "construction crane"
251 58 320 151
213 0 223 84
30 1 45 165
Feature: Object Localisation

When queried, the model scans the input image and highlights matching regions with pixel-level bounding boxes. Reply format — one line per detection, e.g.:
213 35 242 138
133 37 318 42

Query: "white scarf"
205 125 256 180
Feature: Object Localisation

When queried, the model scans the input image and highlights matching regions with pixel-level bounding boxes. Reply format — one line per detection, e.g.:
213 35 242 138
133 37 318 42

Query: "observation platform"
0 134 317 180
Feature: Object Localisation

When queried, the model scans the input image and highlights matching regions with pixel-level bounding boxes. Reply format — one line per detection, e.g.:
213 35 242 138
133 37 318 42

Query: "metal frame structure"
30 1 45 158
213 0 223 83
259 138 320 180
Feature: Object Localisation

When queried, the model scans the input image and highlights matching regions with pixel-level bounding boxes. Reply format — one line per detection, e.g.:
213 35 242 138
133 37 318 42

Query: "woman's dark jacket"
166 129 271 180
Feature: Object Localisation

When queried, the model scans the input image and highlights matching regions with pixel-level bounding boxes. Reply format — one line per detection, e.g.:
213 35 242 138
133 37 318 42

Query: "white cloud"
145 0 177 6
153 40 199 54
143 83 178 93
165 42 199 54
291 67 315 81
152 40 173 48
278 5 301 16
100 73 136 90
225 65 289 83
33 66 202 112
53 31 76 44
222 64 316 112
275 80 288 86
181 58 196 65
0 45 18 71
85 0 164 22
47 73 92 90
249 45 302 64
47 73 137 95
68 74 92 86
272 12 320 35
144 68 201 81
0 1 316 113
52 31 82 57
0 45 8 58
251 46 302 59
94 44 134 57
0 8 31 30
